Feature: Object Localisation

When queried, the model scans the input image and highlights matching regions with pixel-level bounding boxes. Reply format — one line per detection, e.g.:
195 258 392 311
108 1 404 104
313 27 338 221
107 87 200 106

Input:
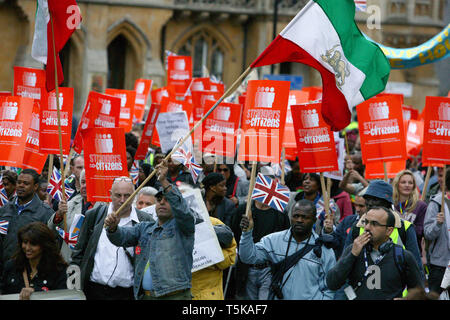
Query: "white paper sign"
155 111 192 154
324 132 345 181
178 184 225 272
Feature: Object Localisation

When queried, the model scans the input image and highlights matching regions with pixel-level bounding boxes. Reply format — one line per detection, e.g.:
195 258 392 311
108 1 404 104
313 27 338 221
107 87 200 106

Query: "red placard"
133 79 153 123
167 55 192 95
151 86 175 104
159 96 193 125
365 160 406 180
190 77 211 92
135 103 161 160
105 89 136 133
191 90 222 122
238 80 290 163
202 100 242 158
72 92 121 154
357 95 406 163
0 96 33 167
378 92 404 105
291 102 338 173
422 96 450 165
13 67 47 108
301 86 322 101
39 87 73 155
22 101 47 173
406 119 424 157
284 90 309 160
82 127 128 202
210 81 225 94
402 105 419 121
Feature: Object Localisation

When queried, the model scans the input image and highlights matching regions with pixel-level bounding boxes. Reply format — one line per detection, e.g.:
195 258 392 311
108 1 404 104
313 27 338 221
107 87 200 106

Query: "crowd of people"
0 128 449 301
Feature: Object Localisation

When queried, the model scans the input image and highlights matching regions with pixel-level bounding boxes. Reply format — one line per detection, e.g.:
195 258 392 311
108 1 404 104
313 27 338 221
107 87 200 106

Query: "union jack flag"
47 167 75 201
0 174 9 207
354 0 367 11
171 138 203 184
252 173 290 212
0 220 8 235
316 197 339 221
129 161 139 185
55 213 85 249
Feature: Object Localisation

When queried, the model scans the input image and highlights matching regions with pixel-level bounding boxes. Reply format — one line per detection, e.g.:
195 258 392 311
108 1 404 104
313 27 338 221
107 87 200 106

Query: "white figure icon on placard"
255 87 275 108
301 109 319 128
23 72 37 87
31 113 40 130
49 92 64 110
174 58 186 71
438 103 450 121
369 102 389 121
1 102 19 120
119 94 127 107
215 106 231 121
100 99 111 115
136 82 145 94
95 133 114 153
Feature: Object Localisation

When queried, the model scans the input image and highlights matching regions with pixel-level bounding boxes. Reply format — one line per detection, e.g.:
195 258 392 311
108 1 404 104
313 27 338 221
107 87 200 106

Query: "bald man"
71 177 154 300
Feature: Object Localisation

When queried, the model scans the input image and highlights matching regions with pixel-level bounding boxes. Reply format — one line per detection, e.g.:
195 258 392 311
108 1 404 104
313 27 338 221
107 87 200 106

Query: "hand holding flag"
171 138 203 184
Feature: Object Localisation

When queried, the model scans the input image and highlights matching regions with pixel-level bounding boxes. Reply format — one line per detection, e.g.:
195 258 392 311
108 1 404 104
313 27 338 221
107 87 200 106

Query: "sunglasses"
114 177 132 183
217 168 229 172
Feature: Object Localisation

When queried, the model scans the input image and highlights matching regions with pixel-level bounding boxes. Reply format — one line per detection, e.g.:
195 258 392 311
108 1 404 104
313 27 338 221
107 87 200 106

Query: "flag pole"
109 66 253 220
383 162 388 182
320 172 330 217
442 165 447 211
421 166 432 201
245 162 258 218
50 12 67 231
47 154 54 186
281 147 286 185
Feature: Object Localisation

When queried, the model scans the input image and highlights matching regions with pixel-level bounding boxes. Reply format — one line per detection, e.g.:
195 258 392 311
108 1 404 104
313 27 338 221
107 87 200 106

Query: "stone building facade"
0 0 448 116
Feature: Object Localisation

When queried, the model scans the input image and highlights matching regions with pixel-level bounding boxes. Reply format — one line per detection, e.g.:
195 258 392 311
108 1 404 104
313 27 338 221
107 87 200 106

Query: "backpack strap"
393 244 407 288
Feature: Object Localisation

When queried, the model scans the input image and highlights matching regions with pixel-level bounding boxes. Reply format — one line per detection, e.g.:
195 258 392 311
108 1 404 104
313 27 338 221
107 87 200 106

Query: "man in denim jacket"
105 159 196 300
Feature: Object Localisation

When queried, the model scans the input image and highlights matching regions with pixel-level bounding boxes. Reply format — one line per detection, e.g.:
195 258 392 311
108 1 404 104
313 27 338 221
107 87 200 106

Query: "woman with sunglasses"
216 164 249 207
0 222 67 299
392 170 427 250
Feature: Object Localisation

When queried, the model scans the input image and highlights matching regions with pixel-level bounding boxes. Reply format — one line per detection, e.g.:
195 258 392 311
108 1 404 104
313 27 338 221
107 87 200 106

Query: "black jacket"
0 194 54 275
0 259 67 295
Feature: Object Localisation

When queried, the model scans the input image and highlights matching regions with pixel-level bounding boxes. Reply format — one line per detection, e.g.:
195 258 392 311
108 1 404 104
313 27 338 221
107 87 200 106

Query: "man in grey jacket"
424 168 450 295
0 169 54 274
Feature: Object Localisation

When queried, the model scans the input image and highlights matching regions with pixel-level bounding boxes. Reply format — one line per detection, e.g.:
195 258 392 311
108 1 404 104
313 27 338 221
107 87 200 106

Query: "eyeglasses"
361 219 388 228
217 168 229 172
114 177 132 183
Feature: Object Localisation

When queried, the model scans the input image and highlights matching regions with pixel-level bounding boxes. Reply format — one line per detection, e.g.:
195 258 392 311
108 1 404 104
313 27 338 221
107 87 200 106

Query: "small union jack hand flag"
130 161 139 185
47 167 75 201
0 220 9 235
0 174 10 207
252 173 291 212
171 138 203 184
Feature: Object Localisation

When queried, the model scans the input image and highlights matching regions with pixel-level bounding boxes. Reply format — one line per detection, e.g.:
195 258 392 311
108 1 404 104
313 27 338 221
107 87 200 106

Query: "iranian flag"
31 0 82 92
251 0 390 131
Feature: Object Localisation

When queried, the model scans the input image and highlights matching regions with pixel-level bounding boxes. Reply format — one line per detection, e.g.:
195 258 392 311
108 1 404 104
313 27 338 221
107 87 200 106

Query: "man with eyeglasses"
104 159 197 300
344 180 424 280
326 207 423 300
71 176 154 300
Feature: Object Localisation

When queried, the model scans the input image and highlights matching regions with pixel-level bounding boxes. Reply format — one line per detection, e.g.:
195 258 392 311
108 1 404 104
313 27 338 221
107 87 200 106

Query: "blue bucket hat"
363 180 393 204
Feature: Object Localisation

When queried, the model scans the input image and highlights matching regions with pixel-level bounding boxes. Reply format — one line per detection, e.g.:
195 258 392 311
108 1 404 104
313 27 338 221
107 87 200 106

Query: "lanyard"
399 199 408 217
